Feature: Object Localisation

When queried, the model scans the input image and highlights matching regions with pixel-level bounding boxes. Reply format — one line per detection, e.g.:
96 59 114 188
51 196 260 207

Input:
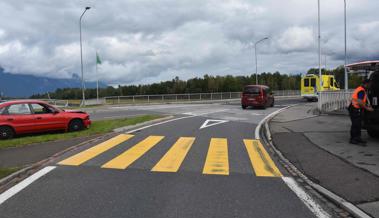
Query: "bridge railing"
38 90 301 107
103 90 300 105
318 91 353 113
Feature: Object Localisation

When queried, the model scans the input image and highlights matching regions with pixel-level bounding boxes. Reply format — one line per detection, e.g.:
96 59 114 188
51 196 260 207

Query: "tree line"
30 66 362 100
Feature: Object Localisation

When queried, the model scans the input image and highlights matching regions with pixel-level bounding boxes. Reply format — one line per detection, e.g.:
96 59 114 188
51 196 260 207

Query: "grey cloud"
0 0 378 85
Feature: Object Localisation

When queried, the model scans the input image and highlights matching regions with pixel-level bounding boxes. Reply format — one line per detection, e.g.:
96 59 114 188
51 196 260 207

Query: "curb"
0 115 173 194
259 105 372 218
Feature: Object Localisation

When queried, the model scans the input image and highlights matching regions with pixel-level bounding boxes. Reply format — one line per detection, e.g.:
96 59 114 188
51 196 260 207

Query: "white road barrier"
318 91 353 113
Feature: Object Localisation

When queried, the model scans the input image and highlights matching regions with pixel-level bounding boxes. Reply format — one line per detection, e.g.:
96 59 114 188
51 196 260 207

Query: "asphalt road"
88 97 302 120
0 98 324 218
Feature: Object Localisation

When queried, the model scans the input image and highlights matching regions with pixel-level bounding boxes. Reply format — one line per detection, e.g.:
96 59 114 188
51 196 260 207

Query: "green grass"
0 115 162 149
0 167 20 179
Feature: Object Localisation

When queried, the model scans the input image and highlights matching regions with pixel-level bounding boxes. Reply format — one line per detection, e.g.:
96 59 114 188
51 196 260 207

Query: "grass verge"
0 167 20 179
0 115 162 149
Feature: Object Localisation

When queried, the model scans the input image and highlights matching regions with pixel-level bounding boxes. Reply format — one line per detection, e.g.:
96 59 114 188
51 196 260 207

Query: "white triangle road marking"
199 119 229 130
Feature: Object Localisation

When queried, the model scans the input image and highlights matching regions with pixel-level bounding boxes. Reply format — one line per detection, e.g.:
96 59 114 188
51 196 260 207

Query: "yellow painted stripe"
102 136 164 170
152 137 195 172
243 139 282 177
202 138 229 175
58 134 134 166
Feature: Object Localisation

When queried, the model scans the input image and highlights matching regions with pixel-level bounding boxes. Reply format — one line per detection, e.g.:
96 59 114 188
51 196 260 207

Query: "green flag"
96 52 102 65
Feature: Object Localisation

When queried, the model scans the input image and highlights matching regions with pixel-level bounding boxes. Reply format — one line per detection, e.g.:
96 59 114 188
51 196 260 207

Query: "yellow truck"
301 74 340 101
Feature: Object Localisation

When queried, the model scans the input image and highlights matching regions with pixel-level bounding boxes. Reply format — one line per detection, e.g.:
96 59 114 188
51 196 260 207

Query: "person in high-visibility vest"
349 79 373 145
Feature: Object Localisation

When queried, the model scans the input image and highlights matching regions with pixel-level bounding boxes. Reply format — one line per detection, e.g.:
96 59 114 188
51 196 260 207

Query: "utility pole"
344 0 348 90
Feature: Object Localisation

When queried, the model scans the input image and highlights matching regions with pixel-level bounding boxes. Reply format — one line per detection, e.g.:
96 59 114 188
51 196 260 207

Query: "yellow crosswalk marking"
58 134 134 166
102 136 164 170
243 139 282 177
202 138 229 175
152 137 195 172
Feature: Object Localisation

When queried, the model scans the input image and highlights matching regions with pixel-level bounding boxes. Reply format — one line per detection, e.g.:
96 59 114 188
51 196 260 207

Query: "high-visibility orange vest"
351 86 367 109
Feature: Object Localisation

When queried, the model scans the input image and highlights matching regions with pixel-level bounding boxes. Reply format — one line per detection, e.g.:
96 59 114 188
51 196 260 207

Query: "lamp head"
85 7 91 10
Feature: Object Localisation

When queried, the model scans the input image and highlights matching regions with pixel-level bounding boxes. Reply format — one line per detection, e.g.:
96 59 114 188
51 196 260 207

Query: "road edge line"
113 116 174 132
282 177 331 218
259 105 373 218
0 166 56 205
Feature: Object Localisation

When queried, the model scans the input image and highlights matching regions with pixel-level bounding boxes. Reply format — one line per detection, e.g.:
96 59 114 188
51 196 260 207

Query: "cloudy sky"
0 0 378 85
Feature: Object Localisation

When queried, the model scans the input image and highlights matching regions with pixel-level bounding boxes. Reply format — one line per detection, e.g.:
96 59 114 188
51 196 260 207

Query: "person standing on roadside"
349 79 374 145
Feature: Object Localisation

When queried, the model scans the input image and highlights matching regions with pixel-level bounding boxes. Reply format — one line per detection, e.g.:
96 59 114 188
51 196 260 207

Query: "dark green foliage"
30 66 361 99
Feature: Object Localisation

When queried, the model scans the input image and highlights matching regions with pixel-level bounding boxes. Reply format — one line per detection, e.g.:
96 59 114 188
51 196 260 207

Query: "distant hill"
0 68 107 97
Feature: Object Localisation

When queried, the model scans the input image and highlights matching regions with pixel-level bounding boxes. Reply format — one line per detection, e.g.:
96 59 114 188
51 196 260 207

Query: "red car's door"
3 103 36 134
29 103 66 131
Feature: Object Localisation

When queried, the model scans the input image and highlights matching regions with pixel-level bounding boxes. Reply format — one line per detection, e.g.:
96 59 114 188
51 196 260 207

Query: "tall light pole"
254 37 269 85
344 0 348 90
79 6 91 107
318 0 322 90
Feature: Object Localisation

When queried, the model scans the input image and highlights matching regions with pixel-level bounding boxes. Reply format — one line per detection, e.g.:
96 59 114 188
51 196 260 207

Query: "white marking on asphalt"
199 119 229 129
126 109 228 134
255 106 291 140
0 166 56 205
282 177 331 218
249 112 264 116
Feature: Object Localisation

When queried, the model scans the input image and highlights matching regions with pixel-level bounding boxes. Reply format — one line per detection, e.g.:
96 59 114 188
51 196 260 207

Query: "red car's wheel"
68 119 84 132
0 126 15 139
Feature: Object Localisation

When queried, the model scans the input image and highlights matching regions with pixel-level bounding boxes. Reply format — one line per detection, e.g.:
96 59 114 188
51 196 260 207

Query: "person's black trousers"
349 107 362 140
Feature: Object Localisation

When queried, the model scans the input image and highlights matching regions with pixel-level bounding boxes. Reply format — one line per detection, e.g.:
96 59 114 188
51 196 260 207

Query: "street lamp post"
344 0 348 90
318 0 322 90
79 6 91 107
254 37 269 85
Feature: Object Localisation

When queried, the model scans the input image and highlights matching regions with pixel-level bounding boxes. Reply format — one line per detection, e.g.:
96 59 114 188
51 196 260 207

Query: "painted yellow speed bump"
243 139 282 177
152 137 195 172
59 134 134 166
102 135 164 170
202 138 229 175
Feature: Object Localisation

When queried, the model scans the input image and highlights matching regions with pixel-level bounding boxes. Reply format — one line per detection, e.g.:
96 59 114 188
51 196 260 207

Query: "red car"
0 100 91 139
241 85 275 109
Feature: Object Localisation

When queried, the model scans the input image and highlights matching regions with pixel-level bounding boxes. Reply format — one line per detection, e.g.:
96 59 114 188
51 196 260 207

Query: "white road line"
0 166 56 205
282 177 331 218
255 106 291 140
126 109 228 134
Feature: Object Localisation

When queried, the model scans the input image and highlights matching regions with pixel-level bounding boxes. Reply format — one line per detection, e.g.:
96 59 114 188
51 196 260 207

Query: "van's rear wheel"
0 126 15 139
242 105 247 109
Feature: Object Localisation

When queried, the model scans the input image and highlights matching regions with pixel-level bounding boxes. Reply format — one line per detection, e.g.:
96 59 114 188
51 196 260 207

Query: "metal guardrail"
39 90 301 107
103 90 300 105
318 91 353 113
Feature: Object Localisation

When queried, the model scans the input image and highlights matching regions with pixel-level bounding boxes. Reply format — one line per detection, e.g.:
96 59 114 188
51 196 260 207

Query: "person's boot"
350 138 367 146
350 138 360 145
356 138 367 145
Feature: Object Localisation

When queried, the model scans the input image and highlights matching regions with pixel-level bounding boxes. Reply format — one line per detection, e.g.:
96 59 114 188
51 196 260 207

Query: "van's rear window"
244 87 260 94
